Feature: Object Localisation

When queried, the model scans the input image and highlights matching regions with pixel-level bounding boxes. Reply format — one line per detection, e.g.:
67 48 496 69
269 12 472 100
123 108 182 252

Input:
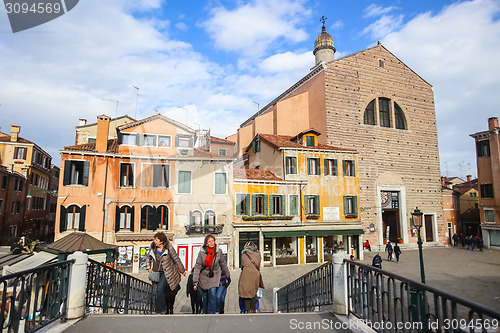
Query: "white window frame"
158 135 171 148
121 133 137 145
191 209 203 226
178 137 190 148
118 205 133 230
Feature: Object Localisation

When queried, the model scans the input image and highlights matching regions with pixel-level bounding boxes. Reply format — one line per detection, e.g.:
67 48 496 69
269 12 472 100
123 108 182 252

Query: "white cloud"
175 22 188 31
200 0 311 56
259 51 313 73
362 14 404 40
381 0 500 177
364 4 397 18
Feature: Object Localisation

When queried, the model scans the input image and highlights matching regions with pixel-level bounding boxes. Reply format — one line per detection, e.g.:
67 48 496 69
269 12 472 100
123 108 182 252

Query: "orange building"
56 114 235 272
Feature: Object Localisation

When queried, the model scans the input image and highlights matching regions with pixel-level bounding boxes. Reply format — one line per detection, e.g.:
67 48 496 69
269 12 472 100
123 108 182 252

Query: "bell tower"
313 16 335 65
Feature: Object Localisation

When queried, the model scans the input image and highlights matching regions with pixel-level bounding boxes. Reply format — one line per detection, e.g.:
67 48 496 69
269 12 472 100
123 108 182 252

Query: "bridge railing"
86 258 155 314
276 260 333 313
0 259 74 333
345 260 500 333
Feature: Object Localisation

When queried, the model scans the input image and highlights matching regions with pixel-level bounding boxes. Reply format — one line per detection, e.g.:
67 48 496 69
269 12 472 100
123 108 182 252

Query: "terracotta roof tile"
64 139 118 153
233 168 282 181
0 134 33 144
211 136 234 144
255 133 356 152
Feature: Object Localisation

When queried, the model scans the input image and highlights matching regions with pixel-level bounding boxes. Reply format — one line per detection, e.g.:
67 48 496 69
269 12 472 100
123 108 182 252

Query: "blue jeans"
198 287 217 314
216 285 227 314
155 271 167 314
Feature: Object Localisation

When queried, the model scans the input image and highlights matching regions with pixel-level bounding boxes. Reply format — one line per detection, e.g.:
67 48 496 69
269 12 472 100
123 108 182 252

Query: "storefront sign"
323 207 340 221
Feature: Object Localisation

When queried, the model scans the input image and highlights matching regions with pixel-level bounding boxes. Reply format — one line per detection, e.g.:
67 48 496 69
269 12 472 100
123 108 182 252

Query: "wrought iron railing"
86 259 155 314
276 261 333 312
0 259 74 333
345 260 500 333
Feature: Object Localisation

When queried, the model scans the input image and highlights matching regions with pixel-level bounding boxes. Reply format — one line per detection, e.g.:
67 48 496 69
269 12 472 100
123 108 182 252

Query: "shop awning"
263 229 364 238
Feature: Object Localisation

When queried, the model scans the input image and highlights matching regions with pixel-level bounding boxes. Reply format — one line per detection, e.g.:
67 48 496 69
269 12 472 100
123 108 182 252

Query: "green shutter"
342 160 347 176
343 196 348 215
307 159 311 175
304 195 309 214
252 195 257 215
189 137 194 148
353 196 358 214
175 136 179 147
285 157 290 174
306 136 314 146
333 159 338 176
290 195 298 215
269 196 274 215
245 194 251 215
315 195 320 215
352 161 356 177
292 157 297 174
281 195 286 215
316 159 321 175
324 159 329 175
263 195 268 216
252 141 256 153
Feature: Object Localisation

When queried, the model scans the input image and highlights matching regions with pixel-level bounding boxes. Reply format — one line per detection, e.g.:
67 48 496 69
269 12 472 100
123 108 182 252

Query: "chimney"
10 125 20 142
96 115 111 154
466 174 472 182
79 118 87 126
488 117 499 131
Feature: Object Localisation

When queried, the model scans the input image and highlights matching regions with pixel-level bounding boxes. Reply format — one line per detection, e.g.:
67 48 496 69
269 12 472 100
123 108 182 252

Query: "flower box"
306 214 320 220
241 215 293 221
185 224 224 235
345 214 358 218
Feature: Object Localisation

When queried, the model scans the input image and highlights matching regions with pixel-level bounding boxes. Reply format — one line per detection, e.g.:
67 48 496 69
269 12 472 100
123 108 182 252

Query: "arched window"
379 98 391 127
156 205 169 230
190 210 202 226
141 205 156 230
60 204 86 232
363 100 375 125
394 103 406 130
205 210 216 226
116 205 134 231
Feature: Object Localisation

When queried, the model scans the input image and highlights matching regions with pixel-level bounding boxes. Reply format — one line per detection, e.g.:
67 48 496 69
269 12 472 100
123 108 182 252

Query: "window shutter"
163 165 169 187
263 195 268 216
316 160 321 175
175 136 180 147
292 157 297 174
245 194 251 215
343 196 348 215
153 165 162 187
352 161 356 177
285 157 289 173
281 195 286 216
82 161 90 186
130 207 135 231
304 195 309 214
252 195 257 216
141 206 147 229
79 205 86 231
189 137 194 148
307 159 311 175
315 195 320 215
333 160 338 176
353 196 358 215
63 161 71 186
252 141 256 153
115 206 120 232
324 159 329 175
236 195 242 215
290 195 297 215
269 196 274 215
147 206 156 230
189 211 193 225
342 160 347 176
59 206 67 232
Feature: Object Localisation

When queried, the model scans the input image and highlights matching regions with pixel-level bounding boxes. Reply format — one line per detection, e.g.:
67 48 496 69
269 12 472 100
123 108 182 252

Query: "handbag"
148 271 160 283
245 253 265 289
256 287 263 298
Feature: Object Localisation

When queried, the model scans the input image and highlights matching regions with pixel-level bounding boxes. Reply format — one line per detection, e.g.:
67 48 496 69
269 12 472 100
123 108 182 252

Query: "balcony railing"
185 224 224 235
0 259 74 333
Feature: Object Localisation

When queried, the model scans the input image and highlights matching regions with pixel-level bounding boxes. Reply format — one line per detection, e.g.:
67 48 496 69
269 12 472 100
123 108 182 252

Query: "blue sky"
0 0 499 179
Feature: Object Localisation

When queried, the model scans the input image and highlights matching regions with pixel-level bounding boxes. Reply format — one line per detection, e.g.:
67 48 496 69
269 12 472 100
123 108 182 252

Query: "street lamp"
411 207 425 284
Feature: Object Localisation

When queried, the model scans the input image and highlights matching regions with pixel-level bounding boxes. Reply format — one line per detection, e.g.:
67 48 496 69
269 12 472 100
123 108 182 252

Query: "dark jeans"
155 272 179 314
216 285 227 314
198 287 217 314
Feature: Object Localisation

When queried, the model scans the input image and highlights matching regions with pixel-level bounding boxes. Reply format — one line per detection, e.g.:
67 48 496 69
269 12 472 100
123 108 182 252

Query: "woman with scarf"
238 241 261 313
193 234 231 314
146 232 186 314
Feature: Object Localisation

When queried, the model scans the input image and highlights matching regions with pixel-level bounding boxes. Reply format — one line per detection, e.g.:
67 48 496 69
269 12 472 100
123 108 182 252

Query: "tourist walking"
372 253 382 269
385 241 393 261
394 243 401 263
193 234 231 314
238 241 262 313
146 232 186 314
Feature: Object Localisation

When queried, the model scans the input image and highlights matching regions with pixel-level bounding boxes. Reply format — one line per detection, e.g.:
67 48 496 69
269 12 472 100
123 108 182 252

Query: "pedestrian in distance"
477 237 484 252
372 253 382 269
193 234 231 314
460 234 465 247
364 240 372 252
394 243 401 263
146 232 186 315
238 241 262 313
452 233 458 247
186 268 203 314
385 241 393 261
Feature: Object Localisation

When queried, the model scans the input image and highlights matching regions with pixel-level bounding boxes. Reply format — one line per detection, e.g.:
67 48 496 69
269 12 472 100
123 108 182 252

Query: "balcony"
185 224 224 235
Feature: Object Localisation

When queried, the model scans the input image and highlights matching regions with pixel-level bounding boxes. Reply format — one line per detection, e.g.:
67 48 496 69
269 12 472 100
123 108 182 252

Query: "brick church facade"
229 26 445 247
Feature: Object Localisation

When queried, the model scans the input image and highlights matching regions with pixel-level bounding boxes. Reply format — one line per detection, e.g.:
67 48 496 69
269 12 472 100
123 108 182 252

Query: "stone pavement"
360 246 500 312
131 262 322 314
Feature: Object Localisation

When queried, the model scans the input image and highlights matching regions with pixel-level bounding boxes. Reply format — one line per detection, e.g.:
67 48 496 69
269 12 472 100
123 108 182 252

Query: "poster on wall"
117 245 133 267
323 207 340 221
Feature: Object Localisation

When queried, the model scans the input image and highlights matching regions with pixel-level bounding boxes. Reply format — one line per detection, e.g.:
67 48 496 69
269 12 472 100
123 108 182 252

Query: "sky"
0 0 499 179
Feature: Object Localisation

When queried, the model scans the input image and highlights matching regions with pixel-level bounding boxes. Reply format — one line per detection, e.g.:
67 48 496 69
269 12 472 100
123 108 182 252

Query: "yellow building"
233 129 363 267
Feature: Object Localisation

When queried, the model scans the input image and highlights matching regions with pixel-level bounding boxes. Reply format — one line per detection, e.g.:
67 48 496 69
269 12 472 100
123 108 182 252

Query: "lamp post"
412 207 425 284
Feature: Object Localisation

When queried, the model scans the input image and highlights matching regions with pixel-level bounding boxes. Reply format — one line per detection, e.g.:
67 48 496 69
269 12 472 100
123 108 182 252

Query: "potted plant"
383 238 387 244
398 237 403 243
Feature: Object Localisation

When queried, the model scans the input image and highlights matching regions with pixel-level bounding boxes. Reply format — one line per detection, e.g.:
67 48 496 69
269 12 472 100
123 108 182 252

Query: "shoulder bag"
244 252 265 289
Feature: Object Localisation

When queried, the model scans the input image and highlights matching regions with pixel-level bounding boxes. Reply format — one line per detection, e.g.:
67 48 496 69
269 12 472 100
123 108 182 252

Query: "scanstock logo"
4 0 79 33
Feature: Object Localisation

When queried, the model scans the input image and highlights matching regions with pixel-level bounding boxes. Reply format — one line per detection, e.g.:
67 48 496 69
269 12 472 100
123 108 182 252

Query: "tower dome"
313 24 335 65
